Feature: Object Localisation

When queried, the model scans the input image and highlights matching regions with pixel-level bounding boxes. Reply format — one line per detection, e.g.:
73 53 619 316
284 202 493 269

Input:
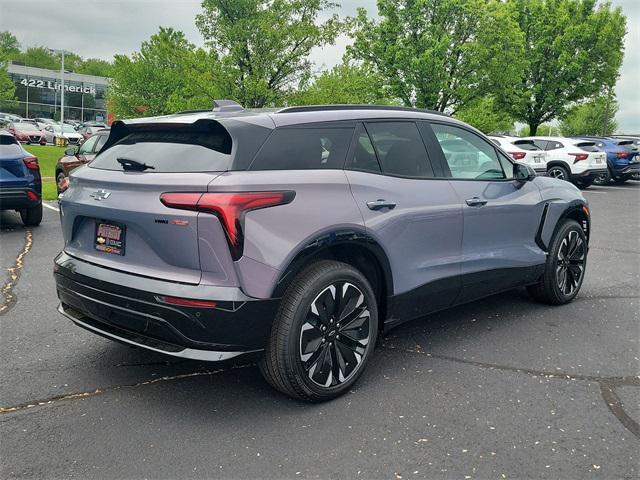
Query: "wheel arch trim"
538 200 590 252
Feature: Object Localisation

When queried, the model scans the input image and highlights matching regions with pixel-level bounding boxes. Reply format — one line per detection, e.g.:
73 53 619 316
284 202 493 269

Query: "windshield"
54 125 77 133
14 122 39 130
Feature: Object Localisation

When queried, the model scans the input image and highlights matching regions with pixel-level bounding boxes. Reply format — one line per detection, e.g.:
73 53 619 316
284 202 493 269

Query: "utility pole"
60 50 65 130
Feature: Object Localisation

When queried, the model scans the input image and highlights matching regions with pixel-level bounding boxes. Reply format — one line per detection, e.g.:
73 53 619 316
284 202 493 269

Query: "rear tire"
527 220 587 305
260 260 378 402
547 165 570 182
56 172 66 195
613 175 628 184
20 203 42 226
593 169 611 185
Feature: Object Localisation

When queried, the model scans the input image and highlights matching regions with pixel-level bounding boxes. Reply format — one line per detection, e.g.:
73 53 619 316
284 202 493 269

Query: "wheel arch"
538 200 590 251
271 229 394 326
546 160 572 173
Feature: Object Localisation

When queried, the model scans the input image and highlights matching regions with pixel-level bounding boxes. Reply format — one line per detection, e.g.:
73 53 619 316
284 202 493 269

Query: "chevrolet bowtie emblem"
90 189 111 201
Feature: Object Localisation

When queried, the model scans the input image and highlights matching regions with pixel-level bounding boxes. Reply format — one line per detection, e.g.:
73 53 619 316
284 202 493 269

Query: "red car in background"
78 125 105 140
6 122 46 145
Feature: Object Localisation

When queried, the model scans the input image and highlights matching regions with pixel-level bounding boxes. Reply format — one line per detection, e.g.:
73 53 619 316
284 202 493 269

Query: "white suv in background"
489 136 548 174
523 136 608 189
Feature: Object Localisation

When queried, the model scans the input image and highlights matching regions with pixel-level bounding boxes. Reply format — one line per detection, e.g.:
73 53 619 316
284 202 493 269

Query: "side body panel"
210 169 366 299
345 170 463 324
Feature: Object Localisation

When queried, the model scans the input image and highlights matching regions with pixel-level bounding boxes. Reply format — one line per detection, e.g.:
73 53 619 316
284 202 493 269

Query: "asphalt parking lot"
1 183 638 479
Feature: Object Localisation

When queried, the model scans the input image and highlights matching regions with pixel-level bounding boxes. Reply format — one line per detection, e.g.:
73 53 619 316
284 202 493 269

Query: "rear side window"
90 124 232 173
365 122 433 177
250 126 353 170
547 142 563 150
349 127 381 173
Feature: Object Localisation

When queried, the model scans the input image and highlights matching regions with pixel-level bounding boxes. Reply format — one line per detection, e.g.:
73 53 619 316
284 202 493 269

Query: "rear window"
0 134 18 145
512 140 540 151
575 142 600 152
89 125 232 173
250 126 353 170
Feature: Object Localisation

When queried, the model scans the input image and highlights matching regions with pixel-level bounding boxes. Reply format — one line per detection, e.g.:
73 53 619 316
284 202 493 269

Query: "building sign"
19 77 97 95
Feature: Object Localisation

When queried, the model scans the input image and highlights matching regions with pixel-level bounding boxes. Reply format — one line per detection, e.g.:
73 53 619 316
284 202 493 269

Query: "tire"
527 220 587 305
259 260 379 402
593 169 611 185
613 175 628 185
19 203 43 226
575 178 593 190
547 165 570 182
56 172 67 195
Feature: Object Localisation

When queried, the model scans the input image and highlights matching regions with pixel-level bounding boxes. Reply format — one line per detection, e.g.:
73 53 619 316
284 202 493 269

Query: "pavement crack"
382 335 640 439
0 368 225 415
0 230 33 316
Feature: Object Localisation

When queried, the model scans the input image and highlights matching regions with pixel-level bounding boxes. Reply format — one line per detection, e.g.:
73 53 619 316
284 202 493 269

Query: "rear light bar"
23 156 39 170
509 152 526 160
569 153 588 163
156 295 217 308
26 190 39 201
160 191 295 260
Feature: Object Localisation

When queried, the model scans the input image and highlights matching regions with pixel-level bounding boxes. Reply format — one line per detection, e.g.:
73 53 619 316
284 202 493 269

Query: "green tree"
559 93 618 136
290 63 396 105
196 0 343 107
0 31 20 58
15 46 59 69
107 27 220 117
0 51 16 107
77 58 113 77
455 97 514 134
503 0 626 135
347 0 525 113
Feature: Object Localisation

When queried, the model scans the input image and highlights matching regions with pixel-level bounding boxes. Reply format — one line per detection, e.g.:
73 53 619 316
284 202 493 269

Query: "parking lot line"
43 202 59 212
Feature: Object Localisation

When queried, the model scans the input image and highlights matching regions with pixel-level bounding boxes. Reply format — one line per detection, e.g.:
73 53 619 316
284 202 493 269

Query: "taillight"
160 191 295 259
23 156 39 170
615 151 628 158
509 152 526 160
26 190 39 200
569 153 588 163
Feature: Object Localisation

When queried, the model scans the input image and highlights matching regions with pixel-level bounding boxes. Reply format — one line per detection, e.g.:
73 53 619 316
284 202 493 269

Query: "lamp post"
49 49 72 138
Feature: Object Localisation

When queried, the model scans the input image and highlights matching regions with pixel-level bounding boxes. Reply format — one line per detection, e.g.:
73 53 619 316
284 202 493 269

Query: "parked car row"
0 111 107 145
489 135 639 188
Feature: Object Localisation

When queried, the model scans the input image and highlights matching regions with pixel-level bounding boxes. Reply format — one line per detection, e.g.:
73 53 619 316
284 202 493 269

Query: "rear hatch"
59 119 238 286
617 140 639 163
512 140 547 167
0 137 33 188
575 141 607 168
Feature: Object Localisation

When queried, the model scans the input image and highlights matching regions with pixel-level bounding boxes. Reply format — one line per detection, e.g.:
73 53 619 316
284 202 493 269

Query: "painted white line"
582 190 606 194
43 202 59 212
590 185 640 191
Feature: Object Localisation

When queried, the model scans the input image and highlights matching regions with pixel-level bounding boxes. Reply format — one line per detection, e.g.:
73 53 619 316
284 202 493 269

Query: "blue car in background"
577 136 640 184
0 129 42 226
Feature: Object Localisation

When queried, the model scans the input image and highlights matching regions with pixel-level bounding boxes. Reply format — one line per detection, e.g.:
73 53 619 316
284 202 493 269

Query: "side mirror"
514 162 536 184
64 147 77 156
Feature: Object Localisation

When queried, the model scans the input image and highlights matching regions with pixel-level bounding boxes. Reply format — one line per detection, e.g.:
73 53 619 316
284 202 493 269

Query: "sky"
1 0 637 133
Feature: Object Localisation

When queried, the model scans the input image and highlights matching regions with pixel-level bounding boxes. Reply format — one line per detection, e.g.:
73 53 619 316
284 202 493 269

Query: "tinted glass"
365 122 433 177
0 135 18 145
250 127 353 171
531 140 548 150
575 142 600 152
79 135 99 154
90 126 232 173
547 142 563 150
512 140 540 151
431 123 505 179
94 134 108 153
349 128 380 173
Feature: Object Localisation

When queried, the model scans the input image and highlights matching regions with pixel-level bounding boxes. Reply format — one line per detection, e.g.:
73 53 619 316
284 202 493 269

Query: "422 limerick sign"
19 77 97 96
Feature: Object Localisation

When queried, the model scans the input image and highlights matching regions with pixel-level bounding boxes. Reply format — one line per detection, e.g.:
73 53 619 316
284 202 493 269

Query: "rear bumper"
54 252 278 361
570 168 608 181
615 163 640 176
0 187 41 210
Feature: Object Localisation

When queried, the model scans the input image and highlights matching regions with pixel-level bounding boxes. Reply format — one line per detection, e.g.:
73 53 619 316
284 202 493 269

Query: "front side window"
431 123 506 180
250 126 353 171
78 135 99 155
95 134 108 153
365 122 433 177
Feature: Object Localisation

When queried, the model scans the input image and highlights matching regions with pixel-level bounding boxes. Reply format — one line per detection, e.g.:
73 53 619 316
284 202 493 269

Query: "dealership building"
3 62 109 122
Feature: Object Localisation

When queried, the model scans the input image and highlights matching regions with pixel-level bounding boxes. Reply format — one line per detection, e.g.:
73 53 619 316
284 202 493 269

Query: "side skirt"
383 265 545 332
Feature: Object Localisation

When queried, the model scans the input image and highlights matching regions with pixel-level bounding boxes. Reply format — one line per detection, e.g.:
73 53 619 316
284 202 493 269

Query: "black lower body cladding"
54 252 278 359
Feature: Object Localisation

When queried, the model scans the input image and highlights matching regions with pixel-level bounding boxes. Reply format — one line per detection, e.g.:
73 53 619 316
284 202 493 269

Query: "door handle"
465 197 487 207
366 199 397 211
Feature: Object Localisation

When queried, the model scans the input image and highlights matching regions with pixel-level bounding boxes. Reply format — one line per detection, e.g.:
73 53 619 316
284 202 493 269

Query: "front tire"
575 178 593 190
20 203 42 226
260 260 378 402
527 220 587 305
